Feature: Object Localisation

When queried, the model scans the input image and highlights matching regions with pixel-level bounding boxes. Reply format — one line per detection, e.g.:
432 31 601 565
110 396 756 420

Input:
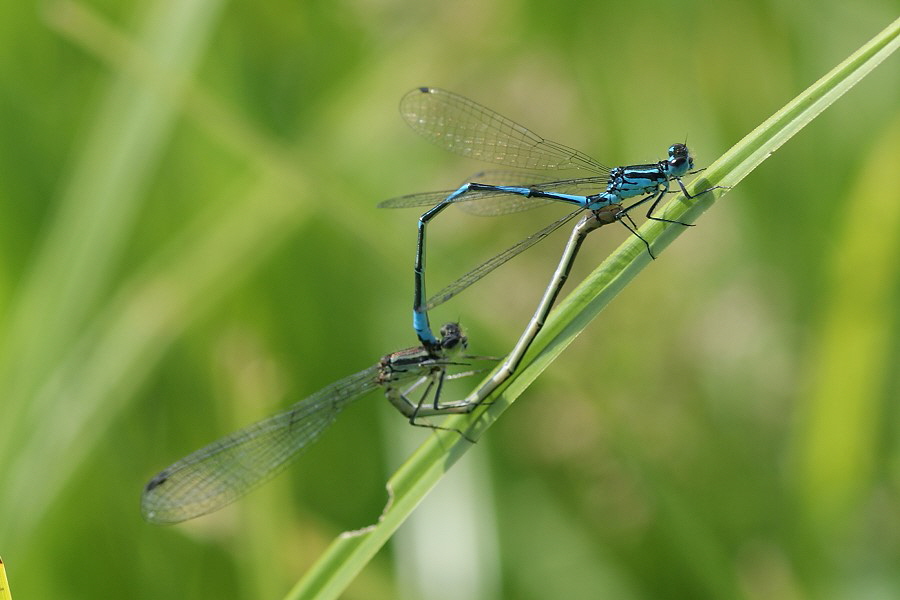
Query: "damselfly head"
666 143 694 176
438 322 468 352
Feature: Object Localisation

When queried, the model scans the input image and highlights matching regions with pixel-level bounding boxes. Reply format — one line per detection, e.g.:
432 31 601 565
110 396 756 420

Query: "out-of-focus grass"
0 0 898 598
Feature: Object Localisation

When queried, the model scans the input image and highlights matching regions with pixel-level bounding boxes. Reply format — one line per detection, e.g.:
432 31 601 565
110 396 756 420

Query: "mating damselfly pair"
142 87 717 523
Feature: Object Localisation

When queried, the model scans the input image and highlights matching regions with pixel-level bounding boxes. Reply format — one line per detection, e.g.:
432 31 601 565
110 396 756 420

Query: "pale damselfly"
142 323 479 524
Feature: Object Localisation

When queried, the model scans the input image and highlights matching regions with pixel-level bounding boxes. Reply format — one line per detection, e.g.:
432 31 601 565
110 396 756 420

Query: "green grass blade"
285 15 900 600
0 0 229 545
0 0 319 547
0 0 226 434
792 116 900 532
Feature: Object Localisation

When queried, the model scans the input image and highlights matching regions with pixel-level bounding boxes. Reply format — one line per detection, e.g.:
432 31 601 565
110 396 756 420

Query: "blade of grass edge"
284 16 900 600
0 0 227 469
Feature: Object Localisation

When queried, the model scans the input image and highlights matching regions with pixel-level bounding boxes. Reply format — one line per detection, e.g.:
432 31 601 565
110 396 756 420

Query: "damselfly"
142 323 479 524
381 87 709 347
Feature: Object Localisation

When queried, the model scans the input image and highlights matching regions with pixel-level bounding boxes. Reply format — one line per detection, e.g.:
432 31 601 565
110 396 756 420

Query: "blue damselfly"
381 87 709 346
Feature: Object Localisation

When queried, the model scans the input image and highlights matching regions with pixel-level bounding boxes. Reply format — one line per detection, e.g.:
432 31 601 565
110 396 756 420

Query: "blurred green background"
1 0 898 598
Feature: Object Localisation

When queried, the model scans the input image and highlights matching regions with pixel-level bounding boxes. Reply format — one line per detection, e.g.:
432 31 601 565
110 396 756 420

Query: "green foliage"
0 1 897 598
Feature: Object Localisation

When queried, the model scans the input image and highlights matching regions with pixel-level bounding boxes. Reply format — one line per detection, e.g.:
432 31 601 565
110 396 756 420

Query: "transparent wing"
424 208 583 310
400 87 610 174
141 366 382 524
379 172 609 216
